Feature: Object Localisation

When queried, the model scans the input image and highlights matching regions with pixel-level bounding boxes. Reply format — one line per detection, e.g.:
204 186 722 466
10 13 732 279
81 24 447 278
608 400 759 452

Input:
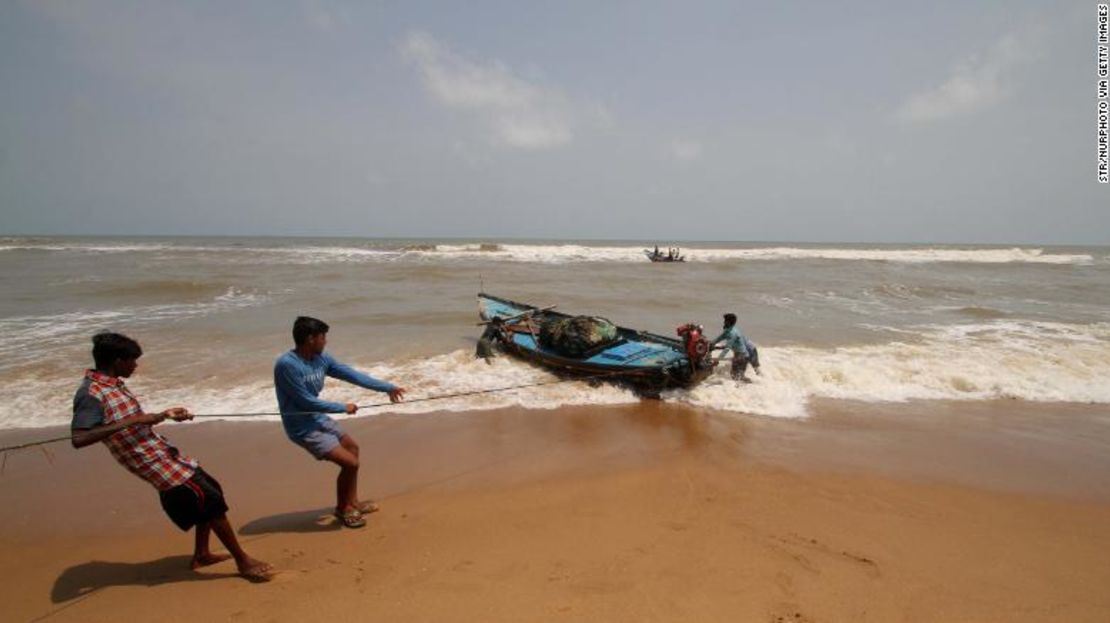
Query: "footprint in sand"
770 611 814 623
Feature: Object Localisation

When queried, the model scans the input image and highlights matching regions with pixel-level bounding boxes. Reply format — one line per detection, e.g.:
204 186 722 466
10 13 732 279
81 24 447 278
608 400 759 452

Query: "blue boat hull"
477 293 715 392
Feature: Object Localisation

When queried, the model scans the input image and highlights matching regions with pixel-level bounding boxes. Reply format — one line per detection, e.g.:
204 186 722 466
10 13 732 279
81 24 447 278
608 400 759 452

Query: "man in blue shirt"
711 313 761 383
274 316 406 528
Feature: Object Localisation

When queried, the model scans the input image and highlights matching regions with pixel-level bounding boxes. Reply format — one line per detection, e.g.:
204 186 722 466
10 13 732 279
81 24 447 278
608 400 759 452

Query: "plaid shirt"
72 370 197 491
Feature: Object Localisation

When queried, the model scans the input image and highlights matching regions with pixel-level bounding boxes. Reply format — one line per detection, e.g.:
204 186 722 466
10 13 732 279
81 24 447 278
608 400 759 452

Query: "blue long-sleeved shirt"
711 326 753 358
274 350 396 439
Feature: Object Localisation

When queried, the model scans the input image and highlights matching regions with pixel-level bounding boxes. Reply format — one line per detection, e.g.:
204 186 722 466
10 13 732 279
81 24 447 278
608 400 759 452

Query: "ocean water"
1 236 1108 428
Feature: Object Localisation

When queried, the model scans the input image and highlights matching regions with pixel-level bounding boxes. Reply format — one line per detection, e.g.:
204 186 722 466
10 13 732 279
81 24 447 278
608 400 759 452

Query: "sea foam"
0 240 1095 265
0 288 267 367
3 320 1107 429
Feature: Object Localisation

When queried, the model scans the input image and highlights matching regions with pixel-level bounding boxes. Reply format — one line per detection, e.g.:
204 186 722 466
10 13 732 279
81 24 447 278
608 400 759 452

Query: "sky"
0 0 1106 244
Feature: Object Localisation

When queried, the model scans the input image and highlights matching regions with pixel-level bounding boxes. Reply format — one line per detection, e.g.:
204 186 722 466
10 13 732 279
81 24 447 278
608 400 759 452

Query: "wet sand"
1 402 1109 622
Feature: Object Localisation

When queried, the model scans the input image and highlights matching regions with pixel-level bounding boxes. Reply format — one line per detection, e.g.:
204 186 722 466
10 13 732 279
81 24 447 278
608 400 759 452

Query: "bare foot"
237 558 274 583
190 552 232 569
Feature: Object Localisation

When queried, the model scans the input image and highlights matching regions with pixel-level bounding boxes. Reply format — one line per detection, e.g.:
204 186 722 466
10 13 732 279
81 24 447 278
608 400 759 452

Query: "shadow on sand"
238 507 342 535
51 555 234 604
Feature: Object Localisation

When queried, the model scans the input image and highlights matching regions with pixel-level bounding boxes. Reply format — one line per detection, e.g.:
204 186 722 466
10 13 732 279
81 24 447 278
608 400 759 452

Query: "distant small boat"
644 249 686 262
477 292 716 394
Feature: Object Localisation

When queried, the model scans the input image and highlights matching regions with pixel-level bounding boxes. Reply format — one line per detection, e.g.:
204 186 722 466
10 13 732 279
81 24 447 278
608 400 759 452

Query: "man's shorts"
159 468 230 531
289 417 346 460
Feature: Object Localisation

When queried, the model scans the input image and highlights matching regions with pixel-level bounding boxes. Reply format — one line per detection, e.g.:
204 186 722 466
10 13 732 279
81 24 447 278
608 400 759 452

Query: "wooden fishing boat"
643 249 686 262
477 292 716 394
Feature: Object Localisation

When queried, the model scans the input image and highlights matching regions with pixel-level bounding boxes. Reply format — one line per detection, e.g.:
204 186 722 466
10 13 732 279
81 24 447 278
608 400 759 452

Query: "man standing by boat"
274 316 406 529
711 313 761 382
475 316 508 364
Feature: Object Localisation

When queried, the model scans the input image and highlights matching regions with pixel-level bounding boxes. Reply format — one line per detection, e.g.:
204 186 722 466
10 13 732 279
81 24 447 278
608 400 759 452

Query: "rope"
0 369 641 454
0 434 75 453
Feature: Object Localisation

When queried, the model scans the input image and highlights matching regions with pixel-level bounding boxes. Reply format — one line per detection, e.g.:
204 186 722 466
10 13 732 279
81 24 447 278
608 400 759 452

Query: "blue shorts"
289 417 346 460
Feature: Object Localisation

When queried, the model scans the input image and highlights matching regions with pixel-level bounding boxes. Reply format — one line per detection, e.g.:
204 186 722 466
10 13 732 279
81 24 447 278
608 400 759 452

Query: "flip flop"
335 508 366 529
356 500 380 514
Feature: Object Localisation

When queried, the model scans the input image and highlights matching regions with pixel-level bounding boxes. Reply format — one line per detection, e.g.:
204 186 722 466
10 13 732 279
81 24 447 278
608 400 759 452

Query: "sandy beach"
2 401 1109 622
3 0 1108 618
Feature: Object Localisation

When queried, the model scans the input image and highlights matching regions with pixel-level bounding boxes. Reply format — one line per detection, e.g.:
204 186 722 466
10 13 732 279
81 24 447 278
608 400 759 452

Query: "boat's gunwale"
477 292 715 390
478 291 682 349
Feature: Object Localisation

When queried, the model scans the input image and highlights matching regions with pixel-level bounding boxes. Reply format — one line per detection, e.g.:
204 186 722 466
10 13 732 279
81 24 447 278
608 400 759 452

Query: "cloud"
670 138 703 162
399 31 577 149
300 0 352 32
895 33 1029 123
308 10 336 32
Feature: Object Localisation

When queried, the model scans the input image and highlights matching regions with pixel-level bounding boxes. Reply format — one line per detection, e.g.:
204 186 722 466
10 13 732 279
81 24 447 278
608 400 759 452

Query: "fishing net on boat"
539 315 619 358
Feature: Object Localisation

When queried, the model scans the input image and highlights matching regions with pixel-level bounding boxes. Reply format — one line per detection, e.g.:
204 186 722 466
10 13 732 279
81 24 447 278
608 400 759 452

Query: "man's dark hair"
92 332 142 369
293 316 329 346
723 313 737 326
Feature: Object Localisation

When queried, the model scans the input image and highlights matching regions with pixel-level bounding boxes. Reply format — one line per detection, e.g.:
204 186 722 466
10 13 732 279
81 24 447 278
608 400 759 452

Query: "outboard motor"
676 323 711 370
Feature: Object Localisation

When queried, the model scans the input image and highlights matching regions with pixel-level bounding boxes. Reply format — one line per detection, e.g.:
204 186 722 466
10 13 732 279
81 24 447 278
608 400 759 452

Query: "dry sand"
1 401 1109 622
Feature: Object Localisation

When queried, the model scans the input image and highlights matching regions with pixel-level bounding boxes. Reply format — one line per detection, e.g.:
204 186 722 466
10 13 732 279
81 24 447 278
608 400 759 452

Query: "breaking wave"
672 320 1110 418
0 240 1095 265
0 288 267 368
3 320 1108 429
